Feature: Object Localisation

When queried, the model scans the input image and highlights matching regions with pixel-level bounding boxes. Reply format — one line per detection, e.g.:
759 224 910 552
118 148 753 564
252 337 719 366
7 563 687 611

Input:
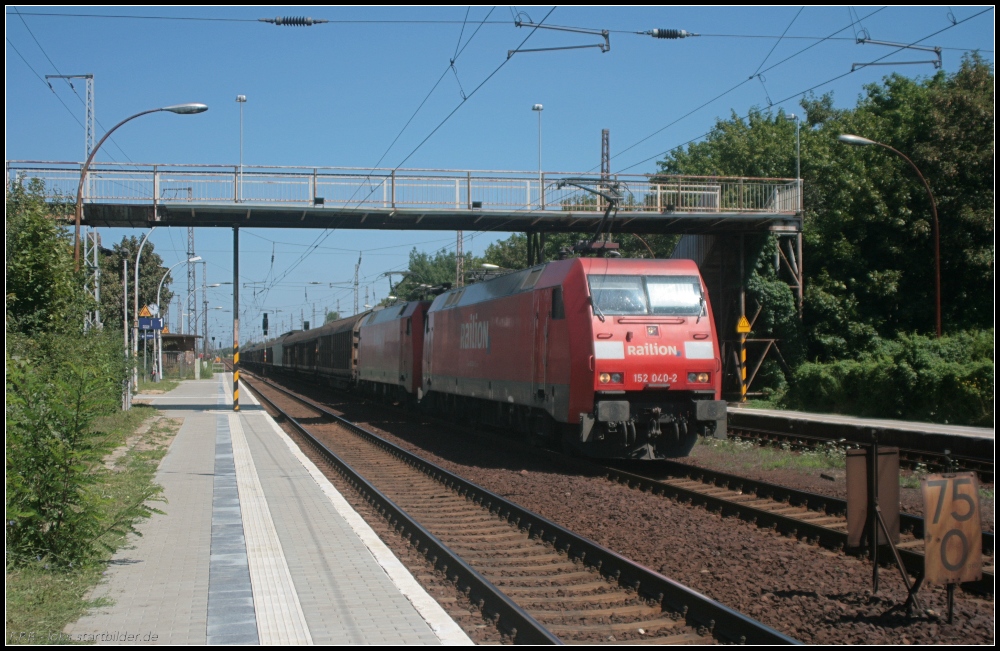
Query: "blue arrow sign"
139 317 164 330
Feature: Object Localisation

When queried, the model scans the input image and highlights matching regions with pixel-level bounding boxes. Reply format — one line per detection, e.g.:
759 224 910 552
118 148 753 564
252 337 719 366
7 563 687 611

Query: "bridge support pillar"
233 226 240 411
526 232 546 266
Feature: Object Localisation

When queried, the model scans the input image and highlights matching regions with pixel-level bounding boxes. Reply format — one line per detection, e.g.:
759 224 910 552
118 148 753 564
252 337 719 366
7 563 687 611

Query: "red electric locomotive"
356 300 430 404
420 257 725 459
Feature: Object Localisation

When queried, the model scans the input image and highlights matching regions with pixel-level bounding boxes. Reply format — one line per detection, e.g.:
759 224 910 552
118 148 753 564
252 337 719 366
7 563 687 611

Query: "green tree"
481 232 679 271
658 55 994 362
324 310 341 323
98 237 174 334
392 247 482 300
6 178 137 567
5 178 87 336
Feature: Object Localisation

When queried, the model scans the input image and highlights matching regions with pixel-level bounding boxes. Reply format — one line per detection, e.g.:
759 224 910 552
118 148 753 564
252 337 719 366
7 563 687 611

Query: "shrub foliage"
785 330 994 426
5 179 157 567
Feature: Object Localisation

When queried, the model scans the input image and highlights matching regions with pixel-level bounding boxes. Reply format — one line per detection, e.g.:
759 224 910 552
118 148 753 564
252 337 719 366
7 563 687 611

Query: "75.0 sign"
921 472 983 585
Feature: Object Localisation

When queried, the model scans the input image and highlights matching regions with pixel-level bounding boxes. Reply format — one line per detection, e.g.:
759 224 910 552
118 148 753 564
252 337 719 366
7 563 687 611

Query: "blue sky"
6 6 993 343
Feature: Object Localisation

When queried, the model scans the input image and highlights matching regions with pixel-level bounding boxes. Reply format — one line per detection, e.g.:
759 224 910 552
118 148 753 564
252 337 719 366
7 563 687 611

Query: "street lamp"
532 104 543 208
155 256 202 381
236 95 246 201
133 227 156 391
74 103 208 270
179 282 220 335
838 134 941 338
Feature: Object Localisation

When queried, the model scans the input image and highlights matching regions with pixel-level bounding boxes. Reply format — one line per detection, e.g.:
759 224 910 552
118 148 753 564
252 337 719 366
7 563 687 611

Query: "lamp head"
532 104 543 111
188 256 203 262
163 103 209 115
838 134 876 147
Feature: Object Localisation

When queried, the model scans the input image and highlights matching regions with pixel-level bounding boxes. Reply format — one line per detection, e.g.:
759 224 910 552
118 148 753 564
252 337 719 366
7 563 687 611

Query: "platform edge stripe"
222 375 234 405
229 414 313 645
256 412 475 646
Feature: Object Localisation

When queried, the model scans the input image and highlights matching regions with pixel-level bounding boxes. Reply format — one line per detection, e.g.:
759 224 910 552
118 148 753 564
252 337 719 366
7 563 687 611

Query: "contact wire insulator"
260 16 329 27
647 29 697 39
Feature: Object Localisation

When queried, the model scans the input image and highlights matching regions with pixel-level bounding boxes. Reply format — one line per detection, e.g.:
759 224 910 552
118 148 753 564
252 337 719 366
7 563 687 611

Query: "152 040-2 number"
632 373 677 384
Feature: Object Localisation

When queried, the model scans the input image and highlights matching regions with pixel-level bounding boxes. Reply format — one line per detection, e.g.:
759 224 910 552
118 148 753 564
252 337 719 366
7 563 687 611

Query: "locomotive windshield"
588 275 704 316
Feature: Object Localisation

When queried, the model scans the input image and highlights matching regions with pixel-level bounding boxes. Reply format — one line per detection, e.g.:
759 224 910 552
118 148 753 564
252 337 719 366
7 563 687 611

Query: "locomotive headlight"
688 372 710 383
610 373 623 384
599 373 611 384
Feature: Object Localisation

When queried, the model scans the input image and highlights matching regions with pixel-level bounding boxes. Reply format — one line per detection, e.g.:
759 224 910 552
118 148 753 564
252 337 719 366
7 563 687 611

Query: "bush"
784 330 994 426
5 331 131 567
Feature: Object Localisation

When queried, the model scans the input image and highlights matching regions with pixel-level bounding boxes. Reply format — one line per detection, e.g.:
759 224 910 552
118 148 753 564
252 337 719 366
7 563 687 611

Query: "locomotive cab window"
646 276 704 316
588 275 704 317
551 286 565 320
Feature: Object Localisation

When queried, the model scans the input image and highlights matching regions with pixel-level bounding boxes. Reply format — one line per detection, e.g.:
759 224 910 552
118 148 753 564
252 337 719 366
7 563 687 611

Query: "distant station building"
161 333 203 376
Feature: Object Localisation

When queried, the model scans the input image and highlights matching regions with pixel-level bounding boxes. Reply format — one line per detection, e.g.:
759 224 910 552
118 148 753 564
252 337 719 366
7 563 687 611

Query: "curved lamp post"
131 227 158 391
74 103 209 270
155 256 202 381
837 134 941 338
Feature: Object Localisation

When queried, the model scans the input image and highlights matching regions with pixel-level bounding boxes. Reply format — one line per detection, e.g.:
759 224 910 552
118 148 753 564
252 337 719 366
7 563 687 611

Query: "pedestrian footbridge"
8 161 801 235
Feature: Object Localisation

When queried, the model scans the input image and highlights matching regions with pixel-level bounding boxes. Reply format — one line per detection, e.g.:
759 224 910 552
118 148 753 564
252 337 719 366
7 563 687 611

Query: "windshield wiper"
590 296 606 323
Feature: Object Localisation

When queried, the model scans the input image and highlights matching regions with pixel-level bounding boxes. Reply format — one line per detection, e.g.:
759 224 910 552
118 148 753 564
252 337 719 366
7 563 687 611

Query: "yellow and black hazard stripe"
233 344 240 411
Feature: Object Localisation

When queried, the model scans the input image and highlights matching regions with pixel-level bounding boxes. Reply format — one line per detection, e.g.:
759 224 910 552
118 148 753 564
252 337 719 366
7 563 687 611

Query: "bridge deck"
82 202 801 233
9 161 801 234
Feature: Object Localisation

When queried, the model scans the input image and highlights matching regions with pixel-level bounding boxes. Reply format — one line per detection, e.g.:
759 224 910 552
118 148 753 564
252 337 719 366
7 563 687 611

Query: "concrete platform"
65 375 471 645
728 407 993 460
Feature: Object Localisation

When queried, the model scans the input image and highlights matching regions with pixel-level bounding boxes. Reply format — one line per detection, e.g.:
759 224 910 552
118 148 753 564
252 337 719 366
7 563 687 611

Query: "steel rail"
247 374 800 645
596 459 994 594
243 376 561 645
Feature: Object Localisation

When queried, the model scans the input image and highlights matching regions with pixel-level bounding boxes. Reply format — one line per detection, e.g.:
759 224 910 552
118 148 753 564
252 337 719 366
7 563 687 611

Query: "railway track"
598 459 995 595
242 373 798 645
245 369 994 597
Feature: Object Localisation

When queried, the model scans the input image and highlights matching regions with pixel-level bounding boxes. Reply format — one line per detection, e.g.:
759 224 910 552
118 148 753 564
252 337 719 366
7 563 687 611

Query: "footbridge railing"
7 161 801 215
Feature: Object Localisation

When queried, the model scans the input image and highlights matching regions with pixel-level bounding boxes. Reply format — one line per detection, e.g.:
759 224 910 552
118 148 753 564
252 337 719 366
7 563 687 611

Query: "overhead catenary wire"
5 37 85 131
242 226 507 327
606 6 889 173
750 7 804 79
11 7 141 168
4 10 991 53
259 7 552 296
252 7 501 300
613 6 993 176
